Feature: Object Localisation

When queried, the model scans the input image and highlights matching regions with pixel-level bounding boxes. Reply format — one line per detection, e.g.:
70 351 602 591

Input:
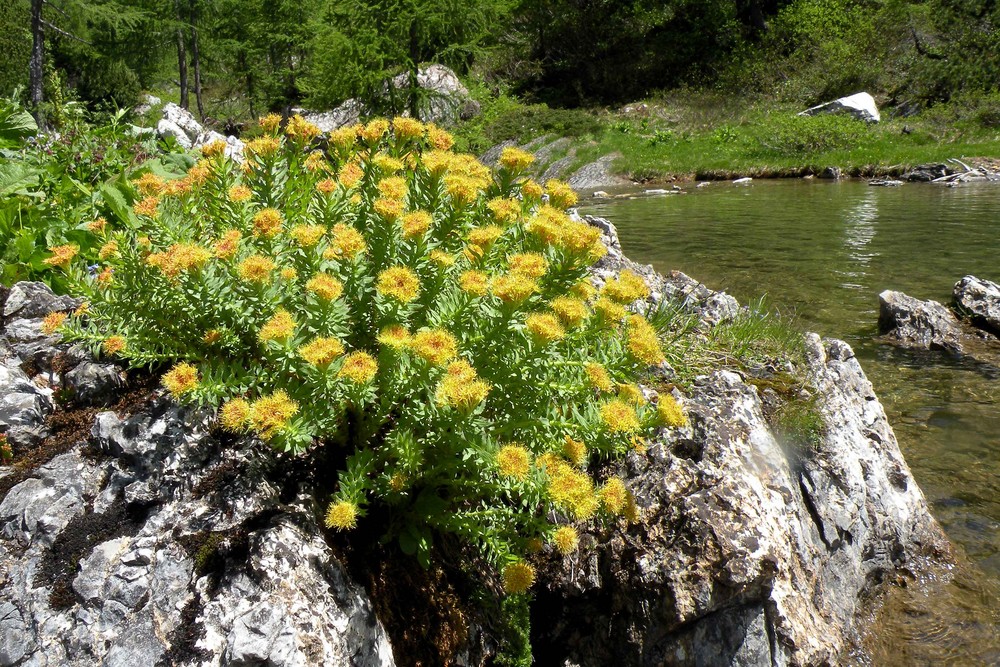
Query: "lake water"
581 179 1000 665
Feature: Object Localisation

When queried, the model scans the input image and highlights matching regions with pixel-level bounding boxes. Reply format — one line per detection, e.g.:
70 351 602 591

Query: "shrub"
486 104 603 143
55 118 681 587
755 113 870 156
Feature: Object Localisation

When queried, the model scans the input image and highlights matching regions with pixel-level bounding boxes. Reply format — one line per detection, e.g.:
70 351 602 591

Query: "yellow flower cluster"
491 273 538 304
162 362 199 396
436 360 490 412
545 179 578 209
147 243 212 279
374 197 404 220
219 398 251 431
657 394 688 427
306 273 343 301
599 478 630 515
526 205 606 260
584 362 614 392
502 561 535 594
213 230 242 259
551 525 579 555
498 147 535 172
259 113 282 133
593 297 627 322
540 453 598 520
248 390 299 439
496 444 532 479
392 116 425 140
201 139 228 159
562 436 587 465
508 253 548 279
253 208 284 237
133 173 165 196
602 270 650 303
600 399 641 433
259 309 296 342
360 119 389 144
550 297 588 328
525 312 565 344
102 336 126 356
377 266 421 303
299 337 345 367
98 241 118 260
245 136 281 158
400 211 432 239
338 162 364 189
41 311 67 335
228 184 252 202
377 176 407 200
339 351 378 384
378 325 411 349
88 217 108 234
285 114 321 143
44 244 79 269
625 314 665 365
326 500 358 529
426 123 454 150
486 198 521 225
326 224 367 260
618 383 646 406
238 255 275 283
459 270 490 296
290 224 326 248
411 328 458 365
133 196 160 218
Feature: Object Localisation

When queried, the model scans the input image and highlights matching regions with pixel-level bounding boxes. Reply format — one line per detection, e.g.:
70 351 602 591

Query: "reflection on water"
582 179 1000 663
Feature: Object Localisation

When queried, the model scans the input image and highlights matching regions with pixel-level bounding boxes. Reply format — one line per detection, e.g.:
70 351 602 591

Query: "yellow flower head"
467 225 504 250
201 139 228 159
626 315 665 365
571 280 597 301
521 179 544 200
550 297 589 328
258 113 283 133
329 126 357 151
496 444 532 480
657 394 688 428
459 270 490 297
133 196 160 218
562 435 587 466
187 160 213 186
599 478 630 515
552 525 580 555
508 253 548 279
593 297 627 323
44 244 79 269
373 197 404 220
372 153 404 174
392 116 425 140
360 119 389 144
377 266 421 303
88 217 108 234
436 365 490 412
444 174 485 205
377 325 411 349
603 270 650 303
502 561 535 594
491 273 538 304
499 147 535 172
245 136 281 158
377 176 407 200
253 208 284 238
545 179 578 209
338 162 364 190
426 123 454 150
326 224 367 260
584 362 614 393
96 266 114 286
41 311 67 335
146 243 212 279
202 329 222 344
338 351 378 384
290 224 326 248
422 149 452 175
282 268 298 281
228 184 252 202
213 229 242 259
600 399 640 433
618 383 646 406
304 150 330 173
543 456 598 520
219 397 251 431
316 178 338 195
73 301 89 318
98 241 119 260
429 250 456 267
102 335 126 356
285 114 321 143
133 172 165 196
238 255 275 283
560 220 607 261
486 198 521 226
258 309 297 342
525 313 565 344
299 337 345 367
326 500 358 530
526 207 566 246
306 273 344 301
400 211 432 239
162 362 199 396
249 389 298 439
411 328 457 365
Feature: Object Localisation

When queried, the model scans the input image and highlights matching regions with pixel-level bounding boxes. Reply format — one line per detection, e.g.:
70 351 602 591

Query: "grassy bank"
453 87 1000 184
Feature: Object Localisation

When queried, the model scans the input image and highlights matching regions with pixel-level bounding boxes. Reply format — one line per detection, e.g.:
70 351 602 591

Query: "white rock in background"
800 91 881 123
134 94 161 117
152 102 243 159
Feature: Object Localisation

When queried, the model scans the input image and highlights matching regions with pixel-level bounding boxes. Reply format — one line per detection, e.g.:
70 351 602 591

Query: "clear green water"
582 180 1000 664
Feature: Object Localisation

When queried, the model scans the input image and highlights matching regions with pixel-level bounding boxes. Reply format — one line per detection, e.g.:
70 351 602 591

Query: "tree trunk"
29 0 44 123
189 0 203 119
240 51 255 119
408 20 420 119
175 0 188 110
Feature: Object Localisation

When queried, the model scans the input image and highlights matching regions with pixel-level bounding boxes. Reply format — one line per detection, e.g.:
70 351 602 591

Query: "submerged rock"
953 274 1000 337
877 289 965 352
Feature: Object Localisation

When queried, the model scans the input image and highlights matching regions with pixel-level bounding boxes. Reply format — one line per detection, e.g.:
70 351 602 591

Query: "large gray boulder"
953 275 1000 337
800 92 880 123
534 336 948 666
877 289 964 352
155 102 244 158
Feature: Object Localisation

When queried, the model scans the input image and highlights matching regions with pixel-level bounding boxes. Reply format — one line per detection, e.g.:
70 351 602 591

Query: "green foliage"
494 594 532 666
485 104 603 144
0 3 30 97
0 96 157 288
55 117 676 588
755 113 870 157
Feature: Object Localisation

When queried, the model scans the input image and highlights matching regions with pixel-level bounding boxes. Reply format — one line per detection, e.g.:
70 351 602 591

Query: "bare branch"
41 0 72 22
41 19 92 46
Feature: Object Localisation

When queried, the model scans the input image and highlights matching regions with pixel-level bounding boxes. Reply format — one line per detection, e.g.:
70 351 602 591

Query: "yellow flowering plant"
53 115 684 585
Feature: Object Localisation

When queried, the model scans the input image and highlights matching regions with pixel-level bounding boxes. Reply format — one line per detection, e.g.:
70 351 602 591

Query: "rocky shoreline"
0 218 951 666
